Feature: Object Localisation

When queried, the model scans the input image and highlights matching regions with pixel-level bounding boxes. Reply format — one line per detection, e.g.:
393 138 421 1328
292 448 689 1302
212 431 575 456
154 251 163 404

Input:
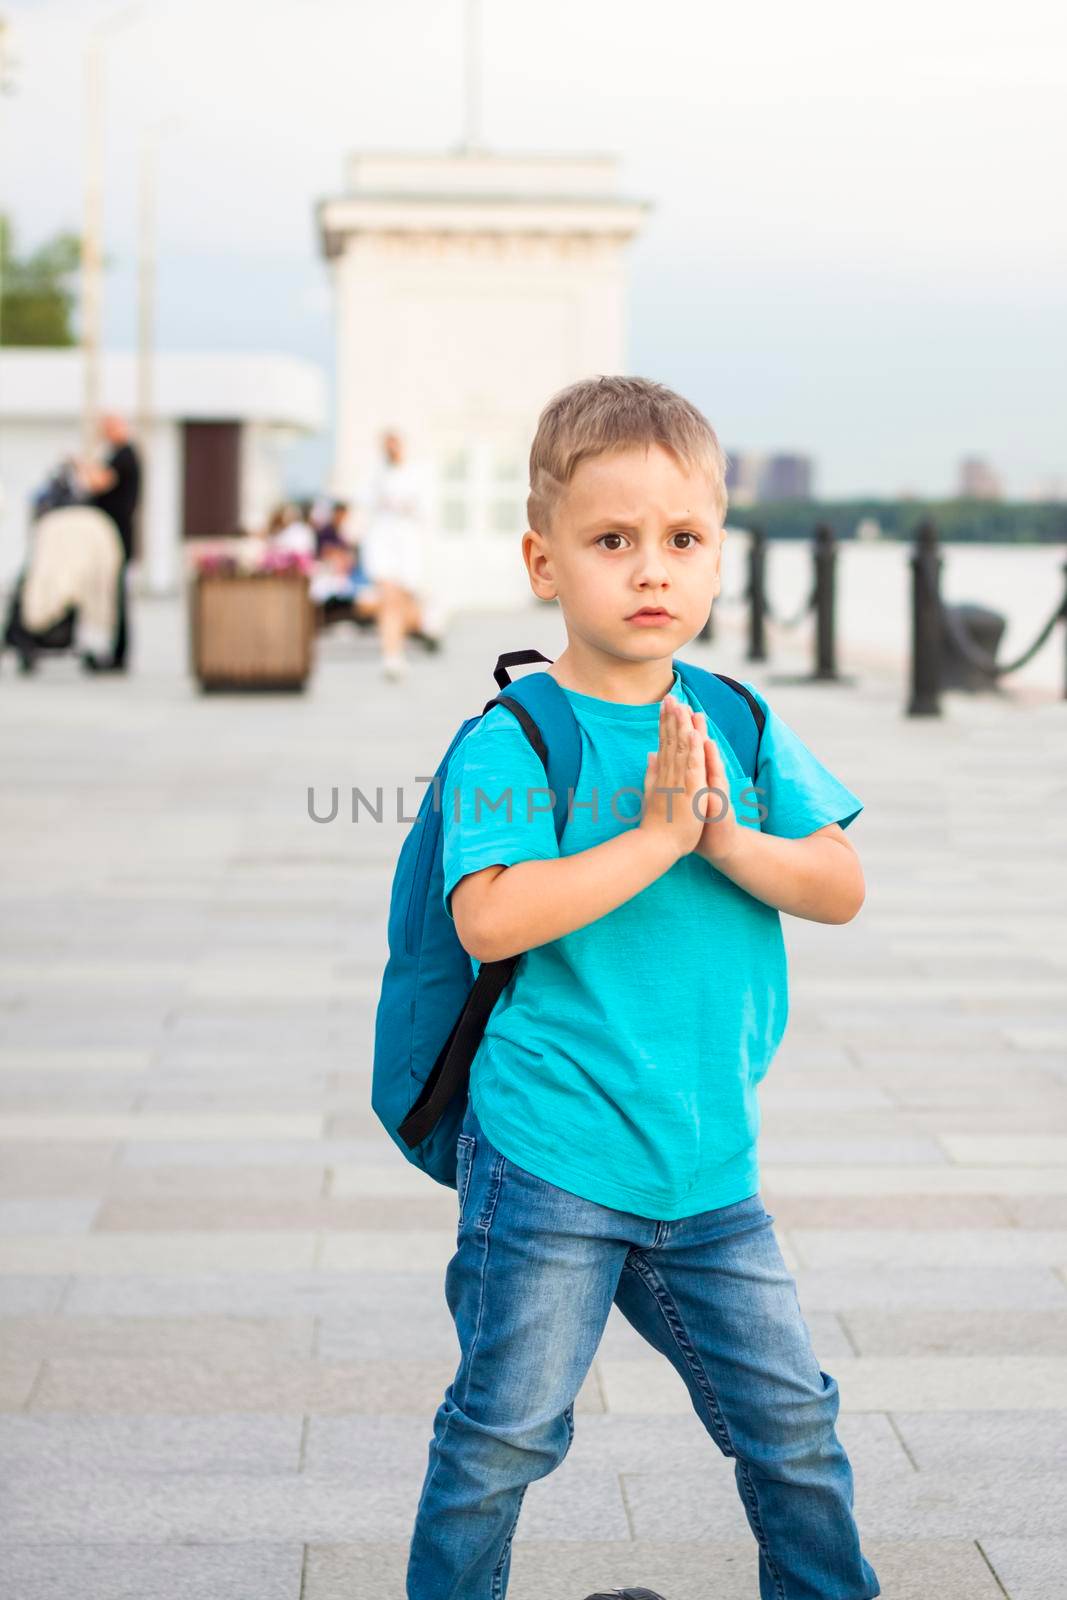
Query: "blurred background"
0 0 1064 671
1 7 1066 1598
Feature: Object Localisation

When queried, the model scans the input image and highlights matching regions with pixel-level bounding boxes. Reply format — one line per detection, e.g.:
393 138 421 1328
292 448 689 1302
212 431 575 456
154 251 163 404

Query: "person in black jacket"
78 413 141 672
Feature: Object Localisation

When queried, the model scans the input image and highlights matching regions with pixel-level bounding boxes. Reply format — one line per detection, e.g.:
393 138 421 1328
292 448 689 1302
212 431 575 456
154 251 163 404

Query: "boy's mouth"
626 607 674 625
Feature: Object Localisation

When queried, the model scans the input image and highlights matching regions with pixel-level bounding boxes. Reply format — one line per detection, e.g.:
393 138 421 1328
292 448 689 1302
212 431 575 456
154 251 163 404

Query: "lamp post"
135 116 177 570
80 6 140 455
0 13 17 351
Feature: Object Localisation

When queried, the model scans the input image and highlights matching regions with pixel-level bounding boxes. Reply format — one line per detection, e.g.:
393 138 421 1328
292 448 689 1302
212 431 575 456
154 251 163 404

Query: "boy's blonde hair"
527 375 729 533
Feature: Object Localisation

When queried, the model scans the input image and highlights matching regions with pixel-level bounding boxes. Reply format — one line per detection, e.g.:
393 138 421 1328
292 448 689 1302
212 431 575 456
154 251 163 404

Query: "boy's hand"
693 724 744 868
639 695 706 861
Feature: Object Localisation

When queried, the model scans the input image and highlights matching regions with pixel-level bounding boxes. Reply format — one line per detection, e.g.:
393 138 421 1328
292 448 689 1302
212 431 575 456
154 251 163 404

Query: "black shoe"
581 1590 668 1599
81 653 127 674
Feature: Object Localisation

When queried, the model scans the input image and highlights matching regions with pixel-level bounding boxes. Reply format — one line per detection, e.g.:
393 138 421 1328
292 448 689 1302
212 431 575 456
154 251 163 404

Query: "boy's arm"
701 819 866 925
453 692 708 963
692 719 865 924
453 828 678 963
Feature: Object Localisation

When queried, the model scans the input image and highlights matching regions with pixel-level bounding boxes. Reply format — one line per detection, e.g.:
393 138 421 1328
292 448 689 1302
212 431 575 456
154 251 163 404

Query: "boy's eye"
595 531 703 551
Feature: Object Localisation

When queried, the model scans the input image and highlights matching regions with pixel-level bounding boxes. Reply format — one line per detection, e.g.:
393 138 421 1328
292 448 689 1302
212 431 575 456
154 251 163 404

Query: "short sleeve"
441 704 561 921
744 683 863 838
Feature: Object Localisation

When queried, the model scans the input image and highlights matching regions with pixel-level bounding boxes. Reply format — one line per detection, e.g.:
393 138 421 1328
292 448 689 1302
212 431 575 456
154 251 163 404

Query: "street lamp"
80 5 140 455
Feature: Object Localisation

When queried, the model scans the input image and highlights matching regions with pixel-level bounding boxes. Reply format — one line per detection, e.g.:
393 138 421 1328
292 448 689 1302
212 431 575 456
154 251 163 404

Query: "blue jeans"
407 1100 880 1600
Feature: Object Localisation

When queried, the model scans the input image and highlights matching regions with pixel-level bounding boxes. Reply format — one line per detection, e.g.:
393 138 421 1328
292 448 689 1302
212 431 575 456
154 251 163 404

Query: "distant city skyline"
0 0 1063 501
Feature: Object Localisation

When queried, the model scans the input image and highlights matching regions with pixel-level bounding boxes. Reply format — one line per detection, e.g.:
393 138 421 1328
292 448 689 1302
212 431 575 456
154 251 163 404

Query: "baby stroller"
3 576 78 674
2 468 121 674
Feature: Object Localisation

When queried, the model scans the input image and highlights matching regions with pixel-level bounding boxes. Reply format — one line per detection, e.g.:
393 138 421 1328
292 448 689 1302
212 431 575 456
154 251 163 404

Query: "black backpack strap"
712 671 766 764
397 953 519 1147
493 649 553 689
481 693 547 765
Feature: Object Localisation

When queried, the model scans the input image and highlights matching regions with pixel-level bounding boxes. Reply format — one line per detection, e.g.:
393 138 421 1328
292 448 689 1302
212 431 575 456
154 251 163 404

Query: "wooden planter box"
190 571 314 690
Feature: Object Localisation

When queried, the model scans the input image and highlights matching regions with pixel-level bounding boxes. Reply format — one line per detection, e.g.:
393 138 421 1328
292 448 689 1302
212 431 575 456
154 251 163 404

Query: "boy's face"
523 443 724 662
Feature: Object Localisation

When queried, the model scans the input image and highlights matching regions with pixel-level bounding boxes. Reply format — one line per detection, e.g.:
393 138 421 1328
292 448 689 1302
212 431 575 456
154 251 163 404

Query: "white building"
0 350 327 595
317 150 649 612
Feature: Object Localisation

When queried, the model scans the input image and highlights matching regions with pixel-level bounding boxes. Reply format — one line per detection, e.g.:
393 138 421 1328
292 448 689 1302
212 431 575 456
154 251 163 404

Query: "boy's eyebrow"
579 513 715 533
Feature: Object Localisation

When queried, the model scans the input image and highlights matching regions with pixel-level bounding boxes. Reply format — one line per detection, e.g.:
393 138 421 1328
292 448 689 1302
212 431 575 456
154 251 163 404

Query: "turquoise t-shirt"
440 666 863 1220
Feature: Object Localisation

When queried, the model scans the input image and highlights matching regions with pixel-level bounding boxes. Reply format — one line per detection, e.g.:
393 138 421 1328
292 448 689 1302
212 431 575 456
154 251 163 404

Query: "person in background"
76 413 141 673
270 502 316 559
359 430 441 681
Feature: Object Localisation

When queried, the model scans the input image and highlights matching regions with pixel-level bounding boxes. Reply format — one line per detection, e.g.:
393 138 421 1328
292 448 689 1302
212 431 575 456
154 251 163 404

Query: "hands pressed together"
640 694 742 869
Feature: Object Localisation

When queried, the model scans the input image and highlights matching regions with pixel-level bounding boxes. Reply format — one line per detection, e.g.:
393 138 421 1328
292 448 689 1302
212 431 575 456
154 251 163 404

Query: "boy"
406 377 880 1600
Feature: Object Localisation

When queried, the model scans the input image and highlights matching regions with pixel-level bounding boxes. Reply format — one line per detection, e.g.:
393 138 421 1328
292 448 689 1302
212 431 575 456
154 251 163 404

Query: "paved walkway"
0 595 1065 1599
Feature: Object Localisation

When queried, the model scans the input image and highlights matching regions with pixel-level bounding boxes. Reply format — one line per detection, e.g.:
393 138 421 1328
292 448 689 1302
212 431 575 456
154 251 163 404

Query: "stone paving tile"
624 1465 1067 1539
0 1314 316 1361
1003 1026 1067 1051
118 1137 387 1168
868 1066 1066 1107
0 1113 324 1142
29 1355 604 1416
0 1232 319 1275
0 1199 100 1235
329 1161 442 1197
849 1046 1066 1073
0 1079 142 1112
92 1192 457 1232
758 1136 949 1165
0 1413 304 1474
940 1134 1067 1165
0 1276 67 1315
789 1227 1067 1268
317 1229 462 1272
0 1462 626 1543
761 1194 1014 1229
791 1264 1067 1310
840 1307 1067 1357
890 1410 1067 1471
762 1163 1067 1194
980 1537 1067 1600
303 1536 1006 1599
1004 1194 1067 1227
0 1048 154 1072
61 1269 426 1319
0 1543 304 1600
0 1356 40 1408
0 1145 118 1194
106 1166 328 1201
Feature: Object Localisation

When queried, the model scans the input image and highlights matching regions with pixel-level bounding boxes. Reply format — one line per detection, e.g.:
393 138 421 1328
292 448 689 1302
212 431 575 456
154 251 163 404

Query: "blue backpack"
370 648 766 1189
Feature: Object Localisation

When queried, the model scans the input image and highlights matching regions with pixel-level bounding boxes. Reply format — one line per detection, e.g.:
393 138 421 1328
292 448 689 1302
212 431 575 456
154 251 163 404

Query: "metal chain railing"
764 581 818 631
908 519 1067 715
920 558 1067 678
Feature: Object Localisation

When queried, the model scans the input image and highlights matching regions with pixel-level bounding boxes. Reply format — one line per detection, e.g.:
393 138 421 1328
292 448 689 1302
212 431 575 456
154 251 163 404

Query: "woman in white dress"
359 430 434 680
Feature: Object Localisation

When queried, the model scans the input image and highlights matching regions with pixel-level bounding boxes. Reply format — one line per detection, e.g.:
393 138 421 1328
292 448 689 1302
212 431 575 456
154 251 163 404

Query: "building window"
441 498 468 533
490 498 521 534
436 436 526 537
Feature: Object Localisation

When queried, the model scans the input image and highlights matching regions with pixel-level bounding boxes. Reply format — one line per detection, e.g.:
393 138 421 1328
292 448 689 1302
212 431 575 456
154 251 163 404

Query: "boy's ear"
522 527 557 601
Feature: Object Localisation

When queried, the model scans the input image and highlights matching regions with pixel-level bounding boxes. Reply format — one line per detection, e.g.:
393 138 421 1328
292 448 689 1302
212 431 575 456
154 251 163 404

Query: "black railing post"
813 522 838 681
908 519 942 717
1063 557 1067 701
747 525 767 662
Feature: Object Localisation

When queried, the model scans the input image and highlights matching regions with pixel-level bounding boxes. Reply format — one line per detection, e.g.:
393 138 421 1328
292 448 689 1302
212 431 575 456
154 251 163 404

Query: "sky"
1 0 1065 499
